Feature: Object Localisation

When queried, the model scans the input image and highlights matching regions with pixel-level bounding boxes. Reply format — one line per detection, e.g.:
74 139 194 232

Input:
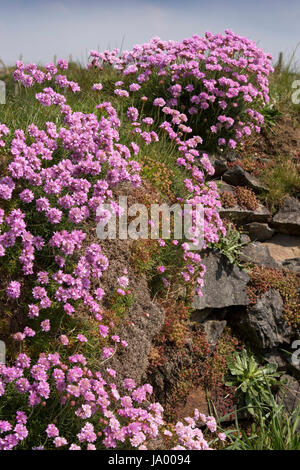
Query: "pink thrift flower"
60 335 69 346
92 83 103 91
41 319 50 332
6 281 21 299
117 276 129 288
99 324 109 338
46 424 59 438
77 334 88 343
54 436 68 447
102 347 114 360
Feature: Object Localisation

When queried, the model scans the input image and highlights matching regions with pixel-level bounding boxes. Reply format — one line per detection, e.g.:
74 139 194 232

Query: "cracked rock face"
192 252 250 312
237 289 293 349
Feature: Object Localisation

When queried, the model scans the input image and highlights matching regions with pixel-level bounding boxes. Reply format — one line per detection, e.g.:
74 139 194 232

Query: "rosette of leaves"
210 223 249 267
225 350 281 415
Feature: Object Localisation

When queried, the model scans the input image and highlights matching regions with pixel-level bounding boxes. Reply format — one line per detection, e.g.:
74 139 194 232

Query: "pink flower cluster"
13 60 73 90
0 30 273 450
0 123 9 147
89 30 273 150
0 411 28 450
0 353 221 450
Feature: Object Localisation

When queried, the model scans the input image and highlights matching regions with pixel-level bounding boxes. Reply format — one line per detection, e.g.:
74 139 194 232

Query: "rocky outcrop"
192 252 250 314
217 179 271 226
237 289 292 349
263 234 300 262
217 180 236 194
223 150 242 162
223 165 268 192
263 349 300 379
245 222 275 241
238 233 300 274
219 203 272 225
204 320 227 347
0 340 5 365
240 242 281 269
272 197 300 236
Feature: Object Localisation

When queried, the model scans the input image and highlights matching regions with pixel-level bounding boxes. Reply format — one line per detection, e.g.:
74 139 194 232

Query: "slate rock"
192 252 250 312
263 234 300 264
277 375 300 429
240 242 281 269
245 222 275 241
237 289 292 349
176 386 209 421
204 320 227 347
272 197 300 236
219 203 272 225
223 151 240 163
223 165 268 192
263 350 287 370
216 180 235 194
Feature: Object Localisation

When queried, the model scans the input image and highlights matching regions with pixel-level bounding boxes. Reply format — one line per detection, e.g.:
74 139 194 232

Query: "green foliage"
0 380 106 450
106 291 134 318
260 159 300 210
209 223 249 267
260 103 283 129
223 397 300 450
226 350 281 415
267 46 300 116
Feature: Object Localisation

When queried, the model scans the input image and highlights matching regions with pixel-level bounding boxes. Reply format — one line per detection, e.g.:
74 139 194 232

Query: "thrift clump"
0 30 273 450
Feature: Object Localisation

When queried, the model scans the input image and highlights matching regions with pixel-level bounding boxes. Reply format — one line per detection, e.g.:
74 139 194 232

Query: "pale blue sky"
0 0 299 67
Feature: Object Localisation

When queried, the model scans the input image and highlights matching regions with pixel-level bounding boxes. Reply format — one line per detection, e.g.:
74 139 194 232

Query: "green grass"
261 159 300 210
239 58 300 211
268 50 300 116
214 351 300 450
1 64 191 204
223 400 300 450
